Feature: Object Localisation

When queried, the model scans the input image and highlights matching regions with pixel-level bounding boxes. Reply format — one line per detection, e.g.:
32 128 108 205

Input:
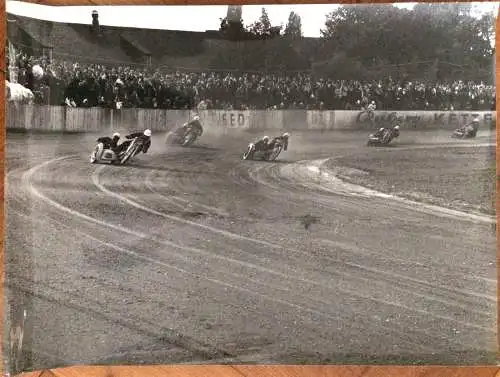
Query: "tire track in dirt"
22 157 447 354
22 155 490 354
90 156 495 337
6 131 497 367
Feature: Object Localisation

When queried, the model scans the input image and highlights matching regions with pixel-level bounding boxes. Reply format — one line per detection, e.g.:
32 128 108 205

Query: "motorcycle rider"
97 132 121 150
391 124 400 138
246 135 270 159
373 124 400 140
268 132 290 152
180 115 203 136
460 118 480 137
372 127 386 139
367 101 377 112
115 129 152 155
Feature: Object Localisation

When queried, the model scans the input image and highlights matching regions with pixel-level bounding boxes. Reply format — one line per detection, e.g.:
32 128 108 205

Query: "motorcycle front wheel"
266 146 282 161
120 144 137 164
182 133 196 147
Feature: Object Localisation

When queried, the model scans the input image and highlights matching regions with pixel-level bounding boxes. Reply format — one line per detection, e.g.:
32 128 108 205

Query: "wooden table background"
2 0 499 376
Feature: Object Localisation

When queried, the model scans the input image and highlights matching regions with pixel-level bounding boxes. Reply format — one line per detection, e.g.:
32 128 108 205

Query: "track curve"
5 129 497 370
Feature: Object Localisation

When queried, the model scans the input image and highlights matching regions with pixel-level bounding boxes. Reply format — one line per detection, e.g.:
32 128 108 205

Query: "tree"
219 6 282 41
284 11 302 39
219 15 247 41
246 7 282 39
211 7 308 71
477 11 495 51
318 3 494 81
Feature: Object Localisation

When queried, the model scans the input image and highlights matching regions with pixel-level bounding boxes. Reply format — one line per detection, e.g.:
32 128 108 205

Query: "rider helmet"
379 128 384 132
394 125 400 130
473 118 480 123
192 115 200 121
282 132 290 138
262 136 270 142
144 129 152 137
112 132 120 138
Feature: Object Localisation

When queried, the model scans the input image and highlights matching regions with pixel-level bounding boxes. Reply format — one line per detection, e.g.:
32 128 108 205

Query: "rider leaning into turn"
391 124 400 138
268 132 290 151
97 132 121 150
252 135 271 152
373 124 400 139
114 129 152 155
248 132 290 158
462 118 480 137
181 115 203 135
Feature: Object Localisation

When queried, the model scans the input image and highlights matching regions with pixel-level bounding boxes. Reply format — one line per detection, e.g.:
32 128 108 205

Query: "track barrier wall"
5 103 496 133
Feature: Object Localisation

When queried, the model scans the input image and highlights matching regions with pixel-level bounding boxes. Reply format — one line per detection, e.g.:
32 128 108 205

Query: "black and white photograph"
4 1 498 374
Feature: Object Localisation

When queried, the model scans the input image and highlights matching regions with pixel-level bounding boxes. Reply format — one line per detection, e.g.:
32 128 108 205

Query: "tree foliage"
318 4 494 81
219 7 282 41
284 11 302 39
214 7 309 71
246 8 282 39
215 4 493 81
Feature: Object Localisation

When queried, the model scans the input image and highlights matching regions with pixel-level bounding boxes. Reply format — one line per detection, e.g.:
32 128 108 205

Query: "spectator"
6 49 496 111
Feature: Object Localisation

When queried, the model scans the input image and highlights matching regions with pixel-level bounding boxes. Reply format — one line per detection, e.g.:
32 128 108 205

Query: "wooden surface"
2 0 500 376
1 0 6 373
11 366 500 377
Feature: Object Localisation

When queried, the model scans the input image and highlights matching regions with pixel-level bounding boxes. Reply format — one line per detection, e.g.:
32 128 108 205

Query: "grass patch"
333 146 496 216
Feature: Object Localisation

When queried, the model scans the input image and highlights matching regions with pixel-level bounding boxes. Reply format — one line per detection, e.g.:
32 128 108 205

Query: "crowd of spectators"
7 50 496 111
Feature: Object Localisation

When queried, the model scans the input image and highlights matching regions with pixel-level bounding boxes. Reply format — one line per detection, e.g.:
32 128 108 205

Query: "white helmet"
144 129 152 137
193 115 200 121
262 135 269 142
379 128 384 132
473 118 480 123
282 132 290 138
112 132 120 138
394 125 400 130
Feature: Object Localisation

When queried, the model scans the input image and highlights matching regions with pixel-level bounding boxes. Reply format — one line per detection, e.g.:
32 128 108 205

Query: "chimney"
226 5 242 24
92 10 100 34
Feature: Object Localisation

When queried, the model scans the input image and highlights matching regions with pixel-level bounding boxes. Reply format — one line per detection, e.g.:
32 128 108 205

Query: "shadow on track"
240 159 296 164
105 162 215 176
163 144 220 152
184 145 221 151
364 144 401 148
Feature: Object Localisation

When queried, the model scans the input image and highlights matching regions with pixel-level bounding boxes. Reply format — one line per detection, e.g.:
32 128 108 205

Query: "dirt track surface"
5 129 498 371
333 143 496 216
